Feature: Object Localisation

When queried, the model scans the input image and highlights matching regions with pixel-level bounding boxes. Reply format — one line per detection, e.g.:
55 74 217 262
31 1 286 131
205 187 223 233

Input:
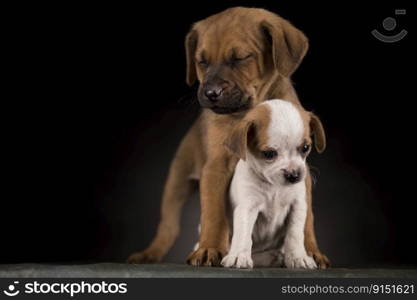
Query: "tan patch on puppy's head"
224 104 272 160
224 100 326 161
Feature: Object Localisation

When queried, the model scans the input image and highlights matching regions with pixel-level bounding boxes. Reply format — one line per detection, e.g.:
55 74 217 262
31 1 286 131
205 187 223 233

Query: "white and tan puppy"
221 99 326 269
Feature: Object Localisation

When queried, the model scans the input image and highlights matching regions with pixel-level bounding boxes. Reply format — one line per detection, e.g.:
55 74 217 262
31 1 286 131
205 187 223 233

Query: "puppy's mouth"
197 86 253 114
210 101 251 114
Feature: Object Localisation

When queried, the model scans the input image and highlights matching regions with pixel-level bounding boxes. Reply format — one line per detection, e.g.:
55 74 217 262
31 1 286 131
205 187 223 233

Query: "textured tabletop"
1 263 417 278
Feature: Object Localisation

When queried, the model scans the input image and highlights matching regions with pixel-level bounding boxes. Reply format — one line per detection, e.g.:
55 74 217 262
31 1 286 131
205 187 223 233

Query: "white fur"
221 99 317 269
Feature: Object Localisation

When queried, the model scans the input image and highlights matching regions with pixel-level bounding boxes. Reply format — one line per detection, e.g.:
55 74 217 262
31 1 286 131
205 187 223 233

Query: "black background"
2 1 414 267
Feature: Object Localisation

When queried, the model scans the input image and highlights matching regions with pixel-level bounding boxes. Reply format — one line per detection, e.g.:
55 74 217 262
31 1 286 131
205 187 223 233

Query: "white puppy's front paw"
284 252 317 269
221 252 253 269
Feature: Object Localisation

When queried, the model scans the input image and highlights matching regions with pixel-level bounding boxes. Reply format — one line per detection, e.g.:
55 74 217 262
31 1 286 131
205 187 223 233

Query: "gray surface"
1 264 417 278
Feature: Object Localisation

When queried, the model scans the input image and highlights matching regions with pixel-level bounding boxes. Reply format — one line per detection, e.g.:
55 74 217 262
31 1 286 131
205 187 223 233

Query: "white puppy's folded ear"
310 113 326 153
224 120 254 161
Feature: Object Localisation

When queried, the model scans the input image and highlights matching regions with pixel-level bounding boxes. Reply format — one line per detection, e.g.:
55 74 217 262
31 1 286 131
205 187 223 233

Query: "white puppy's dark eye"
262 150 278 160
301 144 310 153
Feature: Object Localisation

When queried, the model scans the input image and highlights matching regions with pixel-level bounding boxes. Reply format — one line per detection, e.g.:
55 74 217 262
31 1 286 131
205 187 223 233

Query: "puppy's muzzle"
204 84 225 103
198 83 251 114
283 169 302 184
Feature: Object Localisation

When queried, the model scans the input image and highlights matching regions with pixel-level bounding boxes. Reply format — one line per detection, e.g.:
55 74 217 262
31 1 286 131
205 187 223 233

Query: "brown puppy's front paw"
307 251 330 269
186 247 225 266
127 249 162 264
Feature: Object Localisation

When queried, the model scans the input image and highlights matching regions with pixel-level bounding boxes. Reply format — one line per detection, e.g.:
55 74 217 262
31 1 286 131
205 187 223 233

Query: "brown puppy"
128 7 330 268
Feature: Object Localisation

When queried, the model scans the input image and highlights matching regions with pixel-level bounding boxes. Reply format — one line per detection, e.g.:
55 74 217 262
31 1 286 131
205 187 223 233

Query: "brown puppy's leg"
304 170 330 269
127 132 197 264
187 158 233 266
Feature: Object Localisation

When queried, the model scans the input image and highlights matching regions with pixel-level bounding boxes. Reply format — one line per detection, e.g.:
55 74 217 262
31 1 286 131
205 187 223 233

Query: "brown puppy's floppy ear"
310 113 326 153
224 120 254 161
185 29 198 86
261 18 308 77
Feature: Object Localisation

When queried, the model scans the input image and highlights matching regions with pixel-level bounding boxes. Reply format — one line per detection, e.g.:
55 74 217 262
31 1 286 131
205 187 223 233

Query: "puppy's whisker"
176 89 199 112
177 91 197 105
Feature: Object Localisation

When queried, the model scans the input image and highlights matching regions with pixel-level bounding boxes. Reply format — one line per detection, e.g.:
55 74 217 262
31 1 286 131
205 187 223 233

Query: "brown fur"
127 7 330 268
296 106 326 153
224 105 272 161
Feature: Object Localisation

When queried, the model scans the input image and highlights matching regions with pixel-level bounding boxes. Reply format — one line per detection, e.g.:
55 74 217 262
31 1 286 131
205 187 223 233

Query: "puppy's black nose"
204 86 223 102
283 169 301 184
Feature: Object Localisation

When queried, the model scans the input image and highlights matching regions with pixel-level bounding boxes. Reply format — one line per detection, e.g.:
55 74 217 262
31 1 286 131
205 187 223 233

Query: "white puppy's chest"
229 161 305 253
251 186 298 252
